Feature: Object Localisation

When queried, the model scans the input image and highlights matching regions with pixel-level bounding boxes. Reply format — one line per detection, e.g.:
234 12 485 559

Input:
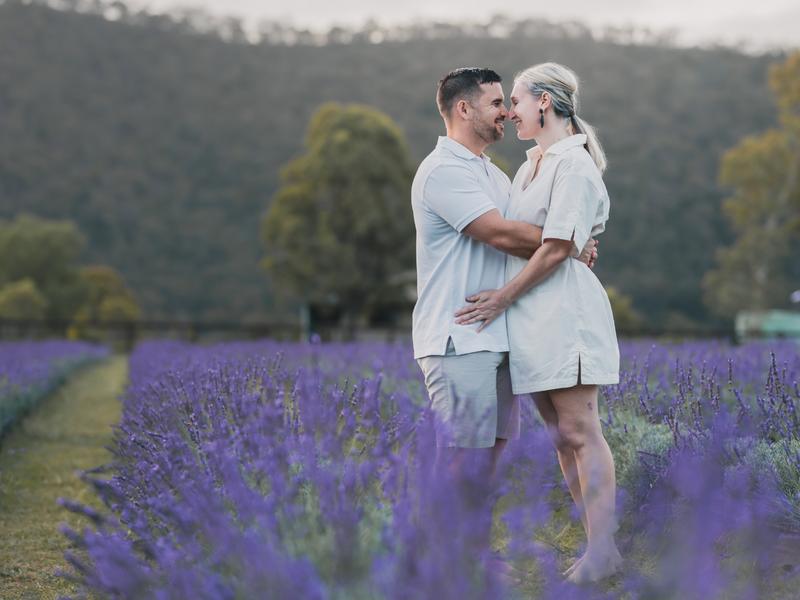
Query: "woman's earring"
539 108 544 128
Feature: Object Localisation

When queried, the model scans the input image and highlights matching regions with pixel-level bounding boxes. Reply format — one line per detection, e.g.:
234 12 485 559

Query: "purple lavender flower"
57 339 800 599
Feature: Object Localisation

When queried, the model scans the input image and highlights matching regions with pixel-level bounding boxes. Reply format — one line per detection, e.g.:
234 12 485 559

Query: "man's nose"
500 104 509 118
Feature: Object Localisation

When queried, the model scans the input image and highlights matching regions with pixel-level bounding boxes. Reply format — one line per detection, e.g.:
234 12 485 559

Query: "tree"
0 279 48 321
703 52 800 318
262 103 416 336
605 286 641 331
0 1 782 325
0 214 89 320
75 266 141 323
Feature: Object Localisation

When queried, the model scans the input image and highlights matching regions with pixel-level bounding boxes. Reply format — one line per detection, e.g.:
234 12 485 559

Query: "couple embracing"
412 64 621 584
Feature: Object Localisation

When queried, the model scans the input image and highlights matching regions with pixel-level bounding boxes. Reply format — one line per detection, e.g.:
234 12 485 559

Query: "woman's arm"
455 237 574 332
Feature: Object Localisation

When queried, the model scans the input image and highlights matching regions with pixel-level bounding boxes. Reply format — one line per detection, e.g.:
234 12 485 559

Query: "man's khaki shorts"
417 338 521 448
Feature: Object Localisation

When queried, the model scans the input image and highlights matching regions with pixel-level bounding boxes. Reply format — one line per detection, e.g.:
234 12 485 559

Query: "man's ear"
455 99 471 121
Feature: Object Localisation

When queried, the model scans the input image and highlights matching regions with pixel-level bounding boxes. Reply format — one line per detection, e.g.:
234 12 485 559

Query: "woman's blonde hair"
514 62 607 173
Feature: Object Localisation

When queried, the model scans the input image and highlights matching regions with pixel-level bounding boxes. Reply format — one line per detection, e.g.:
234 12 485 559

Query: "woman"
455 62 622 583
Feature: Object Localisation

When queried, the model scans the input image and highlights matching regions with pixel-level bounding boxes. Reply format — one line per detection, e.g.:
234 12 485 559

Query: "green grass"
0 355 127 600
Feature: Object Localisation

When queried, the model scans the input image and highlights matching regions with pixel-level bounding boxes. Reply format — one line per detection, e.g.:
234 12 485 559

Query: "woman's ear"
540 92 551 111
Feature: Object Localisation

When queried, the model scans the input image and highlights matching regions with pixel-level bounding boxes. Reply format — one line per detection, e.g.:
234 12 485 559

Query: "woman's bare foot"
485 557 528 578
486 570 522 588
562 553 585 577
565 546 622 584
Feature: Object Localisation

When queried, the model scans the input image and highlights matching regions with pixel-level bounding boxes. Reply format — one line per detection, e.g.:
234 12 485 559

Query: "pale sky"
132 0 800 49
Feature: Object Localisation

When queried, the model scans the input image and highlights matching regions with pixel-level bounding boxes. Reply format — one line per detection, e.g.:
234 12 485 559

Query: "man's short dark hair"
437 68 502 120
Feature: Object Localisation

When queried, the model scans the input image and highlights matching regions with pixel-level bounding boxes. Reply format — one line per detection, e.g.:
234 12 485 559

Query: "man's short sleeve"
542 165 601 253
423 163 497 232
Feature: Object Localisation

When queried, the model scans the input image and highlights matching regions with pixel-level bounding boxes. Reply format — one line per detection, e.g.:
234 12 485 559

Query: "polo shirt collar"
437 136 486 161
525 133 588 164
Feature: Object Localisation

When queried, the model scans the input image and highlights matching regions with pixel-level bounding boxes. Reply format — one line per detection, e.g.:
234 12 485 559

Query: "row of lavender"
0 341 109 442
63 339 800 599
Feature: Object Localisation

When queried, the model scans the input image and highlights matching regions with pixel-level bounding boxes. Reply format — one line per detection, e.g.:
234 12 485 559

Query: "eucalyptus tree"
262 103 416 337
704 52 800 316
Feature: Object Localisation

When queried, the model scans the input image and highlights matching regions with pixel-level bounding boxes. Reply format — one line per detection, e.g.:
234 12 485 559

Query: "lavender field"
0 341 109 442
61 339 800 599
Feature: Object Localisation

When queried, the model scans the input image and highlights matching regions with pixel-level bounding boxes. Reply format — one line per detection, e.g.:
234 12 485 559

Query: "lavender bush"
0 340 109 441
61 339 800 599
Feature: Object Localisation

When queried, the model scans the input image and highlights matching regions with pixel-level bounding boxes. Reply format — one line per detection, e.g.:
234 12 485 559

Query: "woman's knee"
546 424 570 452
561 421 608 452
557 422 592 451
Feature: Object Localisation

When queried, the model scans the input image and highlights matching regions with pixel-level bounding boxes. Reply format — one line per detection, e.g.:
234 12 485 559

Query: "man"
411 67 596 573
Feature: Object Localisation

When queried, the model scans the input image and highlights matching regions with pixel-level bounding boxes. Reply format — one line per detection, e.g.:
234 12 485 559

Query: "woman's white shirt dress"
505 134 620 394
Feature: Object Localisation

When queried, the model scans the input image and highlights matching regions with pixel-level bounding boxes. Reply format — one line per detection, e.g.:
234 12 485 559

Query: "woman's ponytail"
569 114 607 174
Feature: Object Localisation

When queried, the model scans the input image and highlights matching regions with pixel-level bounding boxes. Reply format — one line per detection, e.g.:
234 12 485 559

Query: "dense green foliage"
262 103 416 330
0 214 140 325
76 266 141 324
0 214 88 320
0 278 48 321
704 52 800 317
0 1 782 325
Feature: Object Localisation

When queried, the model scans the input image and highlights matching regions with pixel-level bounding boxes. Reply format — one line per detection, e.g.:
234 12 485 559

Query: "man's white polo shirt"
411 136 512 360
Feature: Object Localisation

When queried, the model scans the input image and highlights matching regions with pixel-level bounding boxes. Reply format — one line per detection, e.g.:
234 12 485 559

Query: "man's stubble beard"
472 114 503 146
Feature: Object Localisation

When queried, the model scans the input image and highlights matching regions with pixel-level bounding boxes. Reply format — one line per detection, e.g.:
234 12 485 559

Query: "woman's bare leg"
547 384 621 583
530 392 589 535
531 392 590 575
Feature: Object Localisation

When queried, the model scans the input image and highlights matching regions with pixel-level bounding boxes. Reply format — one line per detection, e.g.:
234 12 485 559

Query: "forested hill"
0 1 781 325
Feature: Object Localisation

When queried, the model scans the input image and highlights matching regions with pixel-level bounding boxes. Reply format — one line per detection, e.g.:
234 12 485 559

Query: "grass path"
0 355 128 600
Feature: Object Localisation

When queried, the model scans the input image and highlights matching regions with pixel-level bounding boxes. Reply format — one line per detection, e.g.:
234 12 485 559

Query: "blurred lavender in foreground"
0 340 109 442
60 340 800 599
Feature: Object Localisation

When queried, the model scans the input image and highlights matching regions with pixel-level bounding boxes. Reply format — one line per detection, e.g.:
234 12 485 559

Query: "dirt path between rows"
0 355 127 600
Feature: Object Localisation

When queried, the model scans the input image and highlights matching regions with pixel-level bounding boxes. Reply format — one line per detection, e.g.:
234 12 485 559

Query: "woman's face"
508 83 541 141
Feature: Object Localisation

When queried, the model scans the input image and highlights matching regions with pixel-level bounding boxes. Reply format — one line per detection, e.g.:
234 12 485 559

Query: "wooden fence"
0 318 737 350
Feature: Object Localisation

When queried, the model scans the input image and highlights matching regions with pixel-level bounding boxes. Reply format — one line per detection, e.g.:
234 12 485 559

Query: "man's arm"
462 209 541 259
462 209 598 266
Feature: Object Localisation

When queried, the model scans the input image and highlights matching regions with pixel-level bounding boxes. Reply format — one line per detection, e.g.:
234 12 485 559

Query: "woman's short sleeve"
542 164 603 254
